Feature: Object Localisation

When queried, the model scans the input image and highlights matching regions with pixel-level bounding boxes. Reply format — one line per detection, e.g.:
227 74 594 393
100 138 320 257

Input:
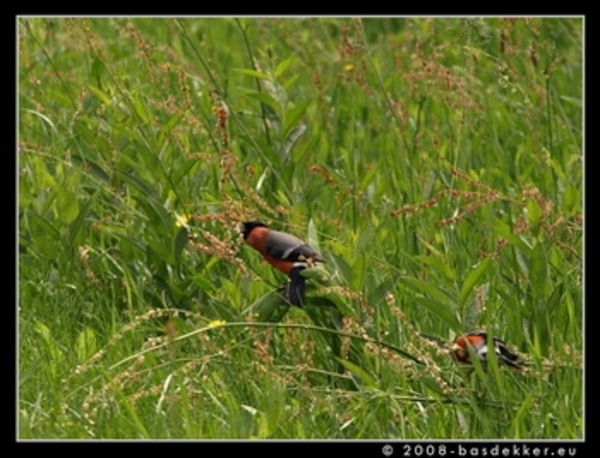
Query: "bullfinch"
240 221 325 306
451 331 522 369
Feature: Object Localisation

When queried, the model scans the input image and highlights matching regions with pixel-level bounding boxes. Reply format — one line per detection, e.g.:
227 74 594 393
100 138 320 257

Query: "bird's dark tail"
287 266 307 306
497 347 522 369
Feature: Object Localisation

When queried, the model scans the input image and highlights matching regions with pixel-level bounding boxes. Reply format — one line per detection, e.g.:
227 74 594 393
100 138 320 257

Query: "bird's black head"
240 221 268 239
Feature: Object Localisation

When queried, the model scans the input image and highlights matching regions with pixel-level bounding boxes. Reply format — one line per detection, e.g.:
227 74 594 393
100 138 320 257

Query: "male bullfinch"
240 221 325 306
451 331 522 369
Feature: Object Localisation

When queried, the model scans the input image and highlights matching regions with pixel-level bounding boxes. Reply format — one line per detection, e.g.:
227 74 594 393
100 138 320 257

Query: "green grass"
18 17 582 439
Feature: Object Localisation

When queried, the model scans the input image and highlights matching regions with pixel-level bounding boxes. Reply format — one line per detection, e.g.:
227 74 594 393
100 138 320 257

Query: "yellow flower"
207 319 226 328
174 213 190 228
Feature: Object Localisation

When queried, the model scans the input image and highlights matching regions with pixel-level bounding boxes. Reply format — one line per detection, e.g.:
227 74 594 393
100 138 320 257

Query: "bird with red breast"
240 221 325 306
451 331 522 369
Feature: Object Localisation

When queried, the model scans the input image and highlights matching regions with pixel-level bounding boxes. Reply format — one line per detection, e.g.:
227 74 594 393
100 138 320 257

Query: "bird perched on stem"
240 221 325 306
451 331 522 369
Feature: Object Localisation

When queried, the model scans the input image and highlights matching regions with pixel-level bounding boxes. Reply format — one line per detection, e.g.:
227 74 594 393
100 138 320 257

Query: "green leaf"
459 257 492 307
402 276 456 309
34 321 64 377
526 199 543 235
244 293 290 322
307 218 323 257
262 80 287 108
463 283 489 330
35 321 51 340
495 285 530 319
67 195 96 245
368 275 400 306
402 277 460 329
72 153 111 183
311 294 353 319
414 255 456 282
174 226 189 267
244 91 281 120
157 113 184 152
355 225 376 256
91 55 105 85
494 220 533 256
132 91 150 124
281 99 311 141
146 250 168 291
558 95 582 107
57 186 79 225
279 124 306 160
76 327 97 362
334 357 378 389
419 375 447 396
275 56 295 79
416 233 444 257
350 253 366 292
416 296 462 330
134 196 172 233
359 161 381 192
22 109 59 136
116 169 156 198
107 378 150 439
25 210 61 241
529 242 547 301
512 395 537 437
173 159 200 185
515 249 530 279
282 73 300 91
561 183 579 215
87 84 111 106
234 68 270 80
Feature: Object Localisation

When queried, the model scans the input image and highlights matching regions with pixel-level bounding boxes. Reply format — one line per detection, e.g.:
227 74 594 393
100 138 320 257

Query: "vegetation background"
18 17 583 439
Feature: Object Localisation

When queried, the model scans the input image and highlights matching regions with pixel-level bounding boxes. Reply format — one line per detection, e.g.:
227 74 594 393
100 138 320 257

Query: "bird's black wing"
266 230 321 262
493 338 521 368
